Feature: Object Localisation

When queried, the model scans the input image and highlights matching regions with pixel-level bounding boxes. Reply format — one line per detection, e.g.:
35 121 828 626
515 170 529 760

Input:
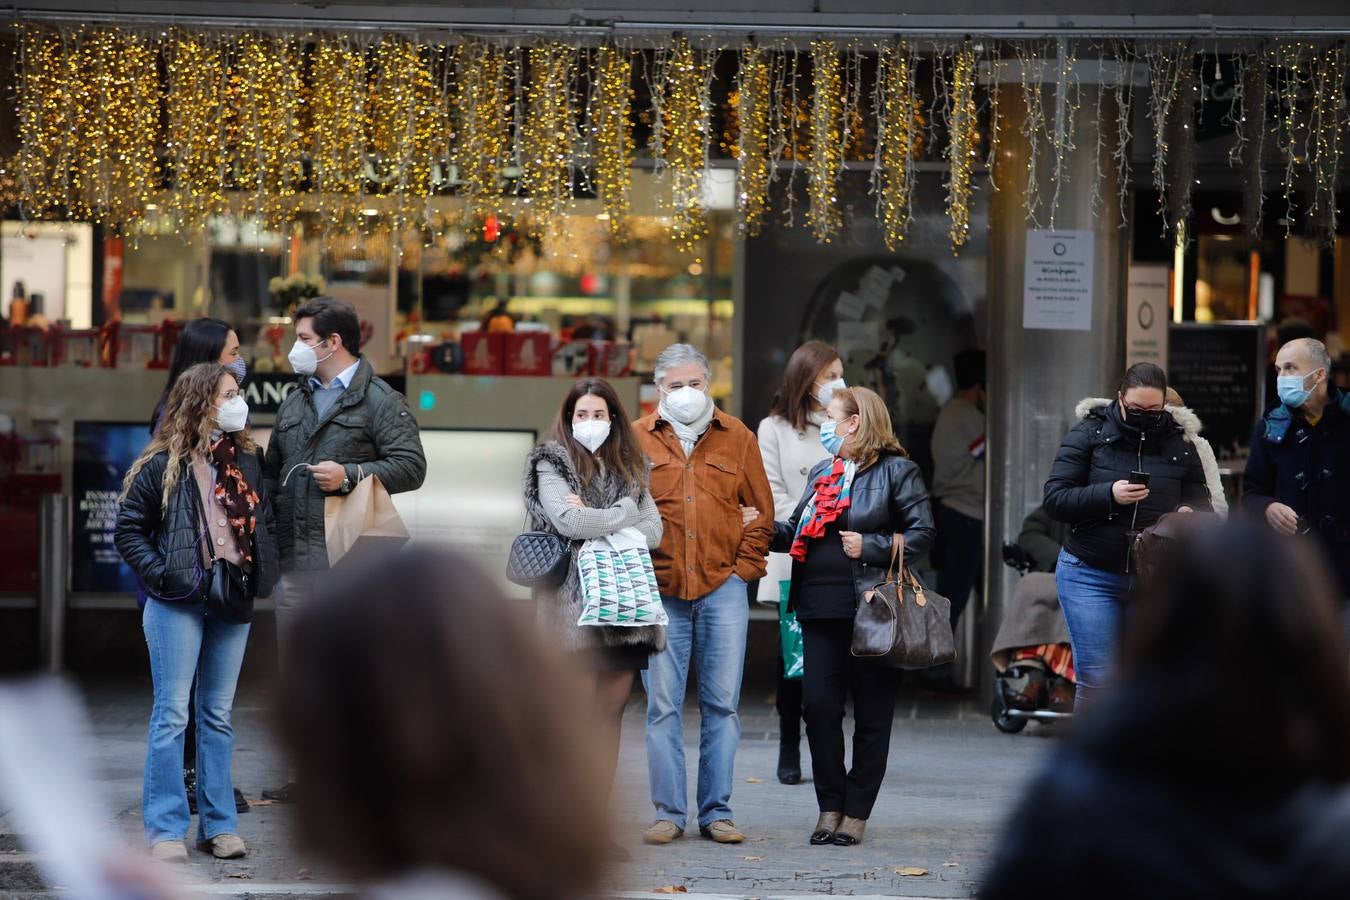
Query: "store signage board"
1167 322 1266 456
72 422 149 593
1126 264 1170 367
1023 229 1094 331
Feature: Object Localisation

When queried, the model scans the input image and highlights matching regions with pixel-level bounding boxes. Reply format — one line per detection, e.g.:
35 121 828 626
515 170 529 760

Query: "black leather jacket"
1043 400 1211 575
772 452 936 618
115 447 279 604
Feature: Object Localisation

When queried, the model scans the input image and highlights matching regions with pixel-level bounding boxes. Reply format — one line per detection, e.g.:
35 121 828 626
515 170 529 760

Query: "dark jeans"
934 501 983 627
800 617 902 820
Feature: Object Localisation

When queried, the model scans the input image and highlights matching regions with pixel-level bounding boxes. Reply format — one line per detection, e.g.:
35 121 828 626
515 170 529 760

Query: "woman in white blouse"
756 341 845 785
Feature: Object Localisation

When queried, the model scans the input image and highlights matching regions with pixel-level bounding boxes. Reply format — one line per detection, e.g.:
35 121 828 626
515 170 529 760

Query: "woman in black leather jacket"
1042 363 1210 711
115 363 277 864
772 386 934 848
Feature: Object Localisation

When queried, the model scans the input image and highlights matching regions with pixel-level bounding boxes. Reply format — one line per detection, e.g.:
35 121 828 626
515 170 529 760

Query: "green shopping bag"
779 580 804 680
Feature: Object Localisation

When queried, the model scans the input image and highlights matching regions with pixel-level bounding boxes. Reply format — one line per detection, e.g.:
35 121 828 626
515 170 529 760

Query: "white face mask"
572 420 611 454
288 338 334 377
661 385 710 425
216 396 249 433
815 377 846 409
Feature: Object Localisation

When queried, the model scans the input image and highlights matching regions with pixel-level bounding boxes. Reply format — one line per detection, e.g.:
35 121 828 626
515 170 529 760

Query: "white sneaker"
150 840 188 863
197 834 247 859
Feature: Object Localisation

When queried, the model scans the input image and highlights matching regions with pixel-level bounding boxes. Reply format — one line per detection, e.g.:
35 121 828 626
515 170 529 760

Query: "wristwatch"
339 474 352 494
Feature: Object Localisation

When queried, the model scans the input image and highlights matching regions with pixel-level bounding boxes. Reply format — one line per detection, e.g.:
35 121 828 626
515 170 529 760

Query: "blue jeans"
642 575 749 830
142 599 251 845
1054 549 1131 711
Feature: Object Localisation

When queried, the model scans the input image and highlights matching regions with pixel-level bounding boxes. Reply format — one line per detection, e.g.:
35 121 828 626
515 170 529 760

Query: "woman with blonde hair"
772 386 935 847
115 363 278 863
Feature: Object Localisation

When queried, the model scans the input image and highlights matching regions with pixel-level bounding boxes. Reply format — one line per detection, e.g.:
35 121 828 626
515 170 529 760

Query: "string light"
592 43 634 238
309 33 367 233
874 40 919 250
520 43 577 238
1308 43 1343 246
166 29 229 233
231 31 304 231
807 39 843 242
368 36 444 234
735 43 772 236
652 36 711 252
945 40 979 252
454 41 513 223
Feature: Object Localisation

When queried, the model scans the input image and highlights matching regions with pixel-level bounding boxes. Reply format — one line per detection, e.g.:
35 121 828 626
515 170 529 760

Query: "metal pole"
37 494 69 673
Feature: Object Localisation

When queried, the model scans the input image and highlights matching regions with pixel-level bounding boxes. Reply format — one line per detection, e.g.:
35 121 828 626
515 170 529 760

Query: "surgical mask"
288 338 333 376
1277 372 1317 409
572 420 611 454
225 357 247 385
820 419 848 456
661 386 710 425
216 396 249 433
815 377 846 409
1120 400 1165 432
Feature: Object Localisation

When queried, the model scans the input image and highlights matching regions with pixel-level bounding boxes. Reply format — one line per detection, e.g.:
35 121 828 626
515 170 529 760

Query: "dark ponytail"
1118 362 1167 396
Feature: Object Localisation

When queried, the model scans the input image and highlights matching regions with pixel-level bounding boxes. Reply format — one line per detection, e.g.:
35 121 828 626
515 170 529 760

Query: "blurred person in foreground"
980 521 1350 900
276 546 609 900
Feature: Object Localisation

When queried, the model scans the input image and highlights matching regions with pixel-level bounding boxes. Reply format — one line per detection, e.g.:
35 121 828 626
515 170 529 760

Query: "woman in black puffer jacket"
1042 363 1210 711
115 363 277 863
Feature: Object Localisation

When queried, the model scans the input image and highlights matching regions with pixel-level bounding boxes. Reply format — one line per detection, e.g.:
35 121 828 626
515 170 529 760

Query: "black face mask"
1121 406 1165 432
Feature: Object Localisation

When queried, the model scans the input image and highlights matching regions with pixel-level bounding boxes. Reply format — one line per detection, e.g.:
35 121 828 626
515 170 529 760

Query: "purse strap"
884 533 904 586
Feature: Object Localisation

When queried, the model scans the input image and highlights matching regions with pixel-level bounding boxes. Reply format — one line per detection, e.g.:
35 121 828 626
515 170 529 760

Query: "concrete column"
982 71 1128 688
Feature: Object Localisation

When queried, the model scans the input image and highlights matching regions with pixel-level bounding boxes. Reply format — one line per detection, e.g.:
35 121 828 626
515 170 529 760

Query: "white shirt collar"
312 359 361 391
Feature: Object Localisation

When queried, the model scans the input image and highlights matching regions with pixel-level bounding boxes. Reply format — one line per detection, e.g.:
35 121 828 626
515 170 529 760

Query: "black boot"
777 723 802 785
184 768 198 815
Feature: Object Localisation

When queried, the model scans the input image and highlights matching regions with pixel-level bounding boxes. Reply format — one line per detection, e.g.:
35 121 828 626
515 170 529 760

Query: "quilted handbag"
850 536 956 670
505 530 570 588
575 528 668 627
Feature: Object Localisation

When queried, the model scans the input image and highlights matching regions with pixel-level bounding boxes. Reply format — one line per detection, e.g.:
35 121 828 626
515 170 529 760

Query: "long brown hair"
120 363 253 510
837 386 907 470
550 378 648 493
277 546 609 899
769 340 841 432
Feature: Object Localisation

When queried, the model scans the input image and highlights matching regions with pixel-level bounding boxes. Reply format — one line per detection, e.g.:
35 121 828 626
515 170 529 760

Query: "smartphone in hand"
1128 470 1151 487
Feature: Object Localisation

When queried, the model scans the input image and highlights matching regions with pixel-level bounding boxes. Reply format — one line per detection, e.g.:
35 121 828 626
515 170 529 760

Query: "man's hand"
739 505 760 527
1265 501 1300 536
840 531 863 559
1112 480 1150 505
308 460 346 492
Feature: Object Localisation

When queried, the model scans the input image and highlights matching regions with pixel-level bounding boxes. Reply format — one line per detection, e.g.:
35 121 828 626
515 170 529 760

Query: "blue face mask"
1277 372 1317 408
820 420 846 456
226 357 247 386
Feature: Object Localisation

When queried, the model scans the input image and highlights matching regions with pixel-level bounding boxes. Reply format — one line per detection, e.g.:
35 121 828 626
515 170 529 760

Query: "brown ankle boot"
832 816 866 846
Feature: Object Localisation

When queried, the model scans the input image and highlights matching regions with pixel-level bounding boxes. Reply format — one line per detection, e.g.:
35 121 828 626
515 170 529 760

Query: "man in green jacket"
262 296 426 801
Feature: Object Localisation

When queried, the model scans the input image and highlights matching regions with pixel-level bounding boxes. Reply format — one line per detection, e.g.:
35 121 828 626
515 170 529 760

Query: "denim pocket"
1058 549 1085 568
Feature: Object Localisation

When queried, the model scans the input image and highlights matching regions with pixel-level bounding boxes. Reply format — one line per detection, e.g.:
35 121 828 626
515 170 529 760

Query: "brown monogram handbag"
850 535 957 670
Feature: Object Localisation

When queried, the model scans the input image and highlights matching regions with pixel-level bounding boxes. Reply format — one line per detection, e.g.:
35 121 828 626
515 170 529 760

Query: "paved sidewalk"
1 678 1058 898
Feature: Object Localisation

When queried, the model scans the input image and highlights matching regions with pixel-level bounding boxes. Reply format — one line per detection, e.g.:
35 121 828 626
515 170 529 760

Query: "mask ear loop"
281 463 310 487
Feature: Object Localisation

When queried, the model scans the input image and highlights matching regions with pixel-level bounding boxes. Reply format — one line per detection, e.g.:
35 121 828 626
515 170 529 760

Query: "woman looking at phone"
1042 363 1211 710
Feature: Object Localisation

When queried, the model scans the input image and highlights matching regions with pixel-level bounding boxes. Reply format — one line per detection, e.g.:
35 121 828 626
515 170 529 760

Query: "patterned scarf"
209 436 260 563
790 457 857 561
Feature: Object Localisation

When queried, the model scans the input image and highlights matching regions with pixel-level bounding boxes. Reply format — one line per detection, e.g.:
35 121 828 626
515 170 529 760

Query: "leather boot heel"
810 811 843 845
777 728 802 785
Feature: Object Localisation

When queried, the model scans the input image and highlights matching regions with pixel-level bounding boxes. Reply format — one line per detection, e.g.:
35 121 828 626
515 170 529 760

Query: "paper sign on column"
1023 229 1094 331
834 291 867 321
1126 264 1170 367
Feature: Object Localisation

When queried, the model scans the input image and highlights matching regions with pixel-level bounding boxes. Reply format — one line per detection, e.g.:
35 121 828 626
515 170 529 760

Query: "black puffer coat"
1043 398 1211 574
771 452 936 618
115 448 279 604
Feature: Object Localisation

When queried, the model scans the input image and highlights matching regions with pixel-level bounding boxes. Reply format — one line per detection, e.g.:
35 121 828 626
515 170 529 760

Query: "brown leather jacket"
634 408 774 600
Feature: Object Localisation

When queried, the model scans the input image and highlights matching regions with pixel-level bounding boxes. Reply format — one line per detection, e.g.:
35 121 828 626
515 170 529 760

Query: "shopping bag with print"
576 527 668 627
779 580 805 680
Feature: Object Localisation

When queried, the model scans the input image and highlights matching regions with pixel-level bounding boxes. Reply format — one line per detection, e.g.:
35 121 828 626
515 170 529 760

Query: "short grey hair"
653 343 711 385
1291 337 1332 373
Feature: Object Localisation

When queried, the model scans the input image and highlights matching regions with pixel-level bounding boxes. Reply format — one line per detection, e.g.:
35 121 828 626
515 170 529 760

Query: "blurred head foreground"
278 547 610 899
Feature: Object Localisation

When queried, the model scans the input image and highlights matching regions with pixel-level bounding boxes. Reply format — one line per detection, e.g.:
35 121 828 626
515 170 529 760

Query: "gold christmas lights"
807 39 843 242
165 29 229 233
367 36 444 234
230 32 305 230
453 41 513 222
308 34 367 232
592 44 635 238
520 43 577 237
875 40 919 250
945 40 979 252
736 44 772 237
652 37 711 252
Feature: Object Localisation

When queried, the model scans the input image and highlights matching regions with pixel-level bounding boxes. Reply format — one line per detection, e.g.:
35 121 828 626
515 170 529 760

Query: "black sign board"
1167 322 1267 457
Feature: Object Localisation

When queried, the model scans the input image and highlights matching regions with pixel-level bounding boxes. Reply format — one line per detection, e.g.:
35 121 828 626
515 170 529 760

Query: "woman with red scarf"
116 363 278 863
772 386 935 847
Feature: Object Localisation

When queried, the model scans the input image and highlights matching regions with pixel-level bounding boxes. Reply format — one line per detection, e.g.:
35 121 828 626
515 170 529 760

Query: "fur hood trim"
1074 396 1204 441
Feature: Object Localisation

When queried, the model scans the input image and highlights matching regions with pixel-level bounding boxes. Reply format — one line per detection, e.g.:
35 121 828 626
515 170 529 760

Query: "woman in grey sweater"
522 379 664 838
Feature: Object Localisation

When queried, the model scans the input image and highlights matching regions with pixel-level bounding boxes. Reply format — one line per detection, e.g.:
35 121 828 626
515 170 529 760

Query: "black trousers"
800 617 901 819
934 501 983 627
776 634 803 737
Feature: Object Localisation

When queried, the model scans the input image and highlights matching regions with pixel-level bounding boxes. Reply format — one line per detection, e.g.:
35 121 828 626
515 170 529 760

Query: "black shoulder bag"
194 482 255 624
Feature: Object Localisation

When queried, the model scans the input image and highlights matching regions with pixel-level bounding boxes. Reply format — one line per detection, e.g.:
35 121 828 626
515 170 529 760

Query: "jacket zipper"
1126 429 1145 572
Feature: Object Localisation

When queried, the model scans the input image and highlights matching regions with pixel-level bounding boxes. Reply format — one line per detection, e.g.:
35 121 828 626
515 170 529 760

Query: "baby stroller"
988 540 1076 733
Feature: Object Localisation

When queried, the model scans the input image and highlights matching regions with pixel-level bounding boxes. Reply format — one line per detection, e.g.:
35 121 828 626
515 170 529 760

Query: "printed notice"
1023 229 1094 331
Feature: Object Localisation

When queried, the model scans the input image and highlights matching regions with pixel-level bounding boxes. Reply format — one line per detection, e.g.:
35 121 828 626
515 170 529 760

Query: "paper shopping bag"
324 474 410 567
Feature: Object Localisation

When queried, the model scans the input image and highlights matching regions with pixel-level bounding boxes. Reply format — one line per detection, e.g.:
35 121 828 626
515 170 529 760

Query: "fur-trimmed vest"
522 442 666 655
